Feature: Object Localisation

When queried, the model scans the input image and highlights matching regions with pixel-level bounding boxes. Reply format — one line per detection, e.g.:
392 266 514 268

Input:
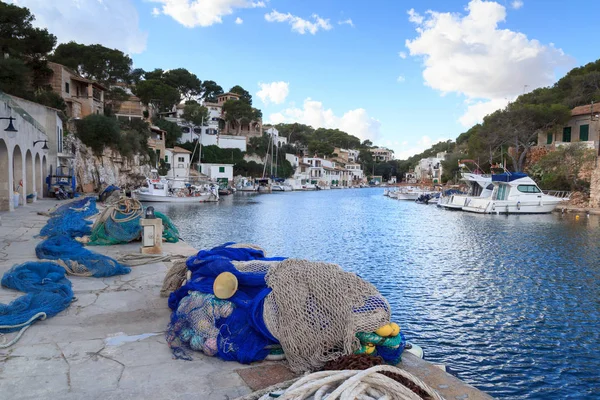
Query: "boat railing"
542 190 572 199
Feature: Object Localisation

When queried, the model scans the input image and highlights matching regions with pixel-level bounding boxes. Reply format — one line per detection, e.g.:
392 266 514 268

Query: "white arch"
0 139 10 211
35 153 42 199
25 149 33 203
13 145 23 207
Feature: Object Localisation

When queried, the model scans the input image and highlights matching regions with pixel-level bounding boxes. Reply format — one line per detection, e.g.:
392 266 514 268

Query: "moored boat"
134 175 219 203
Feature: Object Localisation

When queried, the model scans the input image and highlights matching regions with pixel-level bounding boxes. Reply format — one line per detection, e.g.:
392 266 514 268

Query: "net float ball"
375 324 394 337
389 323 400 337
190 335 205 351
365 343 376 354
203 337 218 356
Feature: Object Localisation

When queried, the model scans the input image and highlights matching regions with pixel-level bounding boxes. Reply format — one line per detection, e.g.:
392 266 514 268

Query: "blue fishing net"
166 243 285 363
0 262 73 333
36 236 130 278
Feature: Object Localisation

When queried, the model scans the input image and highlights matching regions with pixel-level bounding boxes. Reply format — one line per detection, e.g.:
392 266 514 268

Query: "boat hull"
134 192 218 203
462 198 562 214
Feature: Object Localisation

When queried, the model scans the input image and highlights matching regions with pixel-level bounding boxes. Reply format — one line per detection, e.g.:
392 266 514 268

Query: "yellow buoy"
375 324 394 337
365 343 376 354
575 215 580 220
389 322 400 337
213 272 238 299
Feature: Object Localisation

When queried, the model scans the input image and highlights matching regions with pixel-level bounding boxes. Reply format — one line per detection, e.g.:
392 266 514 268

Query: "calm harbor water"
152 188 600 399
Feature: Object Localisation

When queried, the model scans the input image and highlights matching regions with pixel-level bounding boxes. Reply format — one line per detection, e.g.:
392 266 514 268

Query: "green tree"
201 80 224 103
163 68 202 101
275 123 314 144
144 68 164 81
51 42 132 84
229 85 252 105
134 80 180 112
0 2 56 96
104 87 130 116
152 118 182 148
75 114 121 155
181 103 209 126
222 99 259 135
129 68 145 84
34 90 67 115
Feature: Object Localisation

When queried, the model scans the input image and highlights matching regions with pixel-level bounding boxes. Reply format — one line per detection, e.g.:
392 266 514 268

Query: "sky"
8 0 600 159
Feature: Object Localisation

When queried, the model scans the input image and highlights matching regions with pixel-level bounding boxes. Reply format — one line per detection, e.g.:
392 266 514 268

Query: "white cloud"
338 18 354 27
511 0 524 10
7 0 147 53
150 0 265 28
398 51 407 59
267 98 381 142
235 17 244 24
405 0 570 126
265 10 332 35
257 81 289 105
152 7 161 17
397 75 405 83
458 98 510 127
407 8 424 24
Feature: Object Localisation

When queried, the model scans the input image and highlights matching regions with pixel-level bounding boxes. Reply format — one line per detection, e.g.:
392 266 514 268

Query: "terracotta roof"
170 146 192 154
572 103 600 117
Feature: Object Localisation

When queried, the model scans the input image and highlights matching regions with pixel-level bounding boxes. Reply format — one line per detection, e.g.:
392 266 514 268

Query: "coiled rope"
259 365 444 400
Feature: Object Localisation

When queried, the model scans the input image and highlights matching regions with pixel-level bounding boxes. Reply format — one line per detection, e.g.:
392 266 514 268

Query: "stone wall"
590 163 600 208
65 135 151 193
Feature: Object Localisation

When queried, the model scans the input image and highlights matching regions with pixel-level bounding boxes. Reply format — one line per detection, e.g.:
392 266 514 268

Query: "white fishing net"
262 259 391 373
232 260 281 273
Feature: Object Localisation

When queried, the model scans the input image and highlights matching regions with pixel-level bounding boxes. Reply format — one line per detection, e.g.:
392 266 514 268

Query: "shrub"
75 114 121 155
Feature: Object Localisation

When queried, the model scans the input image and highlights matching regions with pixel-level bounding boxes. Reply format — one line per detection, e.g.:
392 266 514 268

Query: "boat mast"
188 116 203 177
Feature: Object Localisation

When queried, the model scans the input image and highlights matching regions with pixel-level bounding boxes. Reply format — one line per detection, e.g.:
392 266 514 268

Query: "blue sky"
10 0 600 158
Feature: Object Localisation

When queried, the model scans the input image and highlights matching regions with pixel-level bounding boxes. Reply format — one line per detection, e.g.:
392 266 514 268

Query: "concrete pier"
0 199 492 399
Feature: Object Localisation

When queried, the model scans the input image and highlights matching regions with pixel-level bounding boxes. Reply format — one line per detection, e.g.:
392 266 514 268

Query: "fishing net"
262 259 391 373
38 197 98 238
0 262 73 333
164 243 399 372
36 236 131 278
166 243 284 363
88 198 179 245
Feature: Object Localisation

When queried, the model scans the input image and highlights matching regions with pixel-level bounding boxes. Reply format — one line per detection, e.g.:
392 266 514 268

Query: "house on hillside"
414 152 446 184
539 103 600 152
46 61 106 119
218 93 262 137
370 147 394 162
165 146 192 179
148 126 166 167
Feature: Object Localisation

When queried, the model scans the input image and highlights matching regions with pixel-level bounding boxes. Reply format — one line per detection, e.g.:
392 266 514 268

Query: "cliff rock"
66 135 151 193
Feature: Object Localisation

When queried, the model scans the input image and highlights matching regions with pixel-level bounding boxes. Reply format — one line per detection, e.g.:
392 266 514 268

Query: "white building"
414 152 446 183
346 163 364 183
165 146 192 179
168 102 247 152
0 91 54 211
348 149 359 162
370 147 394 162
266 126 287 147
199 163 234 183
285 153 299 168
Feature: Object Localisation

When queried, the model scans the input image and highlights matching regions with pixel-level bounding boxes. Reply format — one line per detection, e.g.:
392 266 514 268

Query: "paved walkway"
0 199 492 400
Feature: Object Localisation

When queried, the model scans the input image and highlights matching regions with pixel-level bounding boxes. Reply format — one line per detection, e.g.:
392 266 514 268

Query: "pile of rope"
259 364 444 400
88 197 180 245
323 355 436 400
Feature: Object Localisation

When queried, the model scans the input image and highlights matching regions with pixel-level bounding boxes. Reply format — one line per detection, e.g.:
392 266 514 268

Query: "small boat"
394 186 432 201
134 175 219 203
415 193 440 205
461 172 564 214
272 184 293 192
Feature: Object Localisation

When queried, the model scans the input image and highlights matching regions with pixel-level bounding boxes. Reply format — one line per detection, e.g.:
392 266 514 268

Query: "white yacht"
461 172 564 214
438 172 493 210
394 186 432 201
134 173 219 203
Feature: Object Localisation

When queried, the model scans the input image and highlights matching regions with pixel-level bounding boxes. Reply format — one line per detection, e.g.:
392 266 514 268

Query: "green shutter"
546 133 553 145
562 127 571 142
580 124 589 141
219 167 225 173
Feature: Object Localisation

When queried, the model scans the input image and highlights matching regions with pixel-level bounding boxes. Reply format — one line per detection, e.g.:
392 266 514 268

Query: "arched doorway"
0 139 10 211
13 145 23 206
42 156 47 197
25 150 33 202
35 153 42 199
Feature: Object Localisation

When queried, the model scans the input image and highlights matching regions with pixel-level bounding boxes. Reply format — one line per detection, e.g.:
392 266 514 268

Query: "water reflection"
151 188 600 399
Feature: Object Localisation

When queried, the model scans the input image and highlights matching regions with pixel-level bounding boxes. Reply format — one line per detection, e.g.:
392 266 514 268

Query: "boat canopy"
492 172 528 182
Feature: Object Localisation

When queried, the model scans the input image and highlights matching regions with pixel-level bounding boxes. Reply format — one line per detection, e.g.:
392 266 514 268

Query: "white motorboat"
236 178 258 192
438 172 493 210
461 172 564 214
134 175 219 203
272 184 293 192
393 186 432 201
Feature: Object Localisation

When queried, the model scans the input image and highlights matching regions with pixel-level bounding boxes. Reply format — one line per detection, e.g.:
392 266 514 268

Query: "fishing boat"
394 186 432 201
133 172 219 203
461 172 564 214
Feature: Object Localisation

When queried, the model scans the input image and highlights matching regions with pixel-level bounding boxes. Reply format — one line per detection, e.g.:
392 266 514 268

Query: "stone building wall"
590 164 600 208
